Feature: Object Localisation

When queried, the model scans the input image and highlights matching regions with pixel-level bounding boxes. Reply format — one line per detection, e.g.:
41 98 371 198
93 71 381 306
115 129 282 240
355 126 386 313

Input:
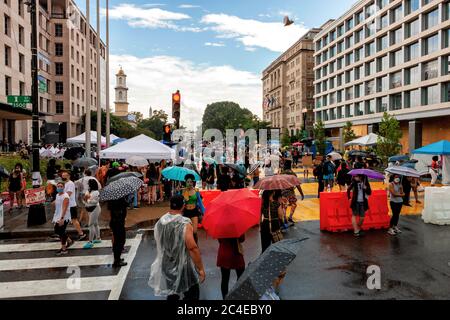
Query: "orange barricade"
320 190 390 232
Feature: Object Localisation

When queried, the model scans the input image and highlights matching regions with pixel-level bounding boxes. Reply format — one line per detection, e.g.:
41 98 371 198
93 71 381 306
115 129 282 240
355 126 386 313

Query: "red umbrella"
254 174 300 190
202 189 261 239
292 142 303 147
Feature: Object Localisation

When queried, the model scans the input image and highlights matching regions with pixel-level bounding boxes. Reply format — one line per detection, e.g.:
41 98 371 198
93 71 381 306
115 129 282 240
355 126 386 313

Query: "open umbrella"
106 172 143 185
226 238 308 300
125 156 148 167
254 174 300 190
292 142 303 147
224 163 247 176
203 157 217 165
348 169 385 180
99 176 143 202
72 157 98 168
202 189 261 239
388 155 410 163
327 151 343 161
161 166 200 182
64 147 85 160
385 166 425 178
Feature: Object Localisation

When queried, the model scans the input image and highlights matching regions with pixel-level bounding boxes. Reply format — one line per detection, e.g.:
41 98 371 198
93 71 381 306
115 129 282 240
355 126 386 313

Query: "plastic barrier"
320 190 390 232
422 187 450 225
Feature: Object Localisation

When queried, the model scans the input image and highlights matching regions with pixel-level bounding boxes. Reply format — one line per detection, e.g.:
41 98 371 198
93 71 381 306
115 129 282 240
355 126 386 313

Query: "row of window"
4 14 26 45
316 82 450 121
3 0 24 17
316 0 449 52
3 76 25 96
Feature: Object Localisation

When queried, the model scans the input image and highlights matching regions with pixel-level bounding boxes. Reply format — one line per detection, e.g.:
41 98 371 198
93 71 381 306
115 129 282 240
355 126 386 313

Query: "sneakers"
387 228 397 236
78 234 87 241
112 260 128 268
287 217 295 224
92 239 102 244
56 249 68 256
394 226 402 234
83 242 94 249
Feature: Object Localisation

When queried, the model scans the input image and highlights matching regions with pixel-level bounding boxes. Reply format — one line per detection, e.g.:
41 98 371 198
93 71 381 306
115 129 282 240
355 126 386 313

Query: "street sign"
39 80 47 93
7 95 32 104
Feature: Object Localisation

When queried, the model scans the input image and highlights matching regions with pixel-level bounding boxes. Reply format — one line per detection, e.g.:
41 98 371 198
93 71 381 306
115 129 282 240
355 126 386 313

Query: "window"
366 41 375 57
337 24 344 37
19 81 24 95
446 29 450 47
445 56 450 75
55 24 63 37
424 34 439 55
18 26 24 45
347 52 354 66
407 18 420 38
425 85 440 105
71 102 75 116
18 0 23 16
330 92 336 104
391 93 402 110
19 53 24 73
381 14 389 29
337 106 343 119
445 83 450 102
356 11 364 25
392 27 403 44
71 84 74 97
4 14 10 36
55 43 63 56
406 89 421 108
407 65 420 84
55 62 63 75
423 59 439 80
4 45 11 66
366 60 376 76
378 55 389 71
379 34 389 50
55 82 63 95
366 80 376 95
393 5 403 22
330 30 336 42
356 65 363 79
355 46 364 61
379 96 389 112
366 99 375 114
407 0 419 14
366 25 375 38
355 28 364 43
355 84 362 97
380 0 389 8
425 9 439 29
380 75 389 91
346 104 354 117
355 102 363 116
366 3 376 18
5 76 11 95
346 87 354 100
56 101 64 114
407 42 420 60
347 17 354 31
347 35 354 49
391 71 402 88
337 41 344 53
392 49 403 65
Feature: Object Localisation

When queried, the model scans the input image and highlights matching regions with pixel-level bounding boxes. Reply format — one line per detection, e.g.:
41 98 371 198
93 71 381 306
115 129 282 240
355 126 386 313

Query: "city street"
1 215 449 300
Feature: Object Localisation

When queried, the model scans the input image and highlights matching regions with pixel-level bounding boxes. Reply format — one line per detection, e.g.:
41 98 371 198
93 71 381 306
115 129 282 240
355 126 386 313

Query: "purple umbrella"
348 169 385 180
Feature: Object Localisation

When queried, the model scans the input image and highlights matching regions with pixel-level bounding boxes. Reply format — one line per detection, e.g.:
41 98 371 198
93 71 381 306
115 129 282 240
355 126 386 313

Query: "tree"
138 109 169 140
129 111 144 124
281 128 291 147
313 120 326 156
343 121 357 143
375 112 402 164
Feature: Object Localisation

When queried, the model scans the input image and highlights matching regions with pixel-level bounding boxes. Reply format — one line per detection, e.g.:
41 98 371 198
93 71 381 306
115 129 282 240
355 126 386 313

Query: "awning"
0 102 51 120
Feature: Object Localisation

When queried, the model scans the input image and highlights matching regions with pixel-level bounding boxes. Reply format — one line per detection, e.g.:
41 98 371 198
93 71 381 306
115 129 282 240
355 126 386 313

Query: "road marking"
0 239 138 253
0 254 128 272
108 233 142 300
0 276 116 299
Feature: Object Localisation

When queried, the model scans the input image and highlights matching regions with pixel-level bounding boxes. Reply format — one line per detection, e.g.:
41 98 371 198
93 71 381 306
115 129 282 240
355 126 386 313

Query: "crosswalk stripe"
0 239 138 253
0 276 116 299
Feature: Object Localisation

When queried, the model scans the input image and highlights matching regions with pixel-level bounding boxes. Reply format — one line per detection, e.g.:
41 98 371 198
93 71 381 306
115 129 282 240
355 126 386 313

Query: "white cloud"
142 3 166 7
107 4 201 32
109 55 262 130
179 4 201 9
201 13 308 52
204 42 225 47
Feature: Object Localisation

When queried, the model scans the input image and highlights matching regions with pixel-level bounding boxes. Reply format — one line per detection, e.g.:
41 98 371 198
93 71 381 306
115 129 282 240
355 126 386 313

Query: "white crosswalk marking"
0 234 142 300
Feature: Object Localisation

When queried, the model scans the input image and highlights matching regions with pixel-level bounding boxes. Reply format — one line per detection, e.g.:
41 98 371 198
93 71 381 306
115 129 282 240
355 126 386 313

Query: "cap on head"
112 162 120 168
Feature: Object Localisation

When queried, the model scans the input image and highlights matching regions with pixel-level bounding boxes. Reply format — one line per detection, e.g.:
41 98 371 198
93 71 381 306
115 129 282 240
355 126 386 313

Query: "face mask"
62 177 68 181
57 188 64 193
394 178 400 183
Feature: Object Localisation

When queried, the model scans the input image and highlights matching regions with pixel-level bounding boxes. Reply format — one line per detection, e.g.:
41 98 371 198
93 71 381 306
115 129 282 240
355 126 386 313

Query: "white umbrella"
385 166 427 178
126 155 149 167
344 133 381 147
327 151 342 161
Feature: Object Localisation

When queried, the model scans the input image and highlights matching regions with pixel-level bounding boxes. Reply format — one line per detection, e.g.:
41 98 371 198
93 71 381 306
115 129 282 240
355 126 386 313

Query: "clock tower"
114 67 129 117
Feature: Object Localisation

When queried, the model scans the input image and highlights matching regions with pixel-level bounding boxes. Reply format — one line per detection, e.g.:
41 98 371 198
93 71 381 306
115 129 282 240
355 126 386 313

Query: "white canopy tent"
344 133 380 147
99 134 175 161
110 134 120 142
67 131 106 145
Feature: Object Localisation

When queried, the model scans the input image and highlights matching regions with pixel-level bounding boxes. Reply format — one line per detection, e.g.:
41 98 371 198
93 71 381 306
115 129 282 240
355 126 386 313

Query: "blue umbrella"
112 138 127 144
388 155 410 163
161 166 201 182
413 140 450 155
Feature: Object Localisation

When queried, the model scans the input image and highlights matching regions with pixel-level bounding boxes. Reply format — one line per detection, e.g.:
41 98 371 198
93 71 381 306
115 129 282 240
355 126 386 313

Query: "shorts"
70 207 78 219
288 196 297 205
352 202 366 217
183 207 201 219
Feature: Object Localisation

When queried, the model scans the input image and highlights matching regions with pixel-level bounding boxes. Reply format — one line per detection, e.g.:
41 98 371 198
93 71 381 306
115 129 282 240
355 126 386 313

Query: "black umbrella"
73 157 98 168
100 176 143 202
66 142 82 148
64 147 85 160
106 172 143 185
226 238 308 300
248 161 263 176
0 166 9 179
224 163 247 176
348 150 368 157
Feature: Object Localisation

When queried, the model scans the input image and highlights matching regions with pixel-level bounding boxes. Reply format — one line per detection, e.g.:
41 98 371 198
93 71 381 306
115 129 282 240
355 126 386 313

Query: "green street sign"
7 95 32 104
39 81 47 93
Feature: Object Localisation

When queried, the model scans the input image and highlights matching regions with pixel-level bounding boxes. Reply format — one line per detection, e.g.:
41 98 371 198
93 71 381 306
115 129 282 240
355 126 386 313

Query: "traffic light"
172 90 180 128
163 124 172 142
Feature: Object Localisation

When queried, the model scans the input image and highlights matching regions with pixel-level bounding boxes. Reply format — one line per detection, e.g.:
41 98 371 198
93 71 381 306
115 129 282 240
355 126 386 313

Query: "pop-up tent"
67 131 106 145
99 134 175 161
344 133 380 147
110 134 120 142
412 140 450 185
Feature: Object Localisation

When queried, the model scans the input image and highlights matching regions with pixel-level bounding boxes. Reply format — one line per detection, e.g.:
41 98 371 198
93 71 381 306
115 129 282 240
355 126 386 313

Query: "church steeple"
114 67 129 117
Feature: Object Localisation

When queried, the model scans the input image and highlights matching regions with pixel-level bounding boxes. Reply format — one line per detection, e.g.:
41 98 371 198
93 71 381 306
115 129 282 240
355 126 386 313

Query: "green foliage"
129 111 144 124
281 128 291 147
202 101 270 134
313 120 326 156
138 109 170 140
375 112 402 163
343 121 357 143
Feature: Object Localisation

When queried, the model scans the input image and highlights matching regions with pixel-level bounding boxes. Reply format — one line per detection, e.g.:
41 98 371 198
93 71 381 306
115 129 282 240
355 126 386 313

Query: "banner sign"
24 187 46 206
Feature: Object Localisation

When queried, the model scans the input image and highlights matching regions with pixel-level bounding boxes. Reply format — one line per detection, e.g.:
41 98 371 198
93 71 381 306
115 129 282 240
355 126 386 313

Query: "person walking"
82 179 102 249
314 160 325 198
206 164 216 190
7 163 24 213
53 181 74 256
337 161 352 191
76 169 101 227
260 190 283 253
402 175 412 207
148 195 205 300
347 174 372 237
182 174 205 244
323 155 336 190
217 236 245 299
410 177 421 204
200 162 208 189
108 196 128 267
62 171 87 241
147 163 159 205
429 156 440 186
388 175 405 236
280 163 304 224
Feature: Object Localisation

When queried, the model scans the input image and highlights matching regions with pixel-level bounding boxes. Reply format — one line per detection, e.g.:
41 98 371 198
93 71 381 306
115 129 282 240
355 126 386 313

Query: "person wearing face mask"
347 174 372 237
53 182 74 255
182 174 205 244
388 175 405 235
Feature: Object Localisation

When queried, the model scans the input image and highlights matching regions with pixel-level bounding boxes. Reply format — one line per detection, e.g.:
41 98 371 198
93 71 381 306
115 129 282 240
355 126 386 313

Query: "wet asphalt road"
121 215 450 300
0 215 449 300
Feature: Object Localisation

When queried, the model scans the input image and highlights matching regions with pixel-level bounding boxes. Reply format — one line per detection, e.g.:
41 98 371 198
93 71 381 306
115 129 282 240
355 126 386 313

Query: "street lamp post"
26 0 46 226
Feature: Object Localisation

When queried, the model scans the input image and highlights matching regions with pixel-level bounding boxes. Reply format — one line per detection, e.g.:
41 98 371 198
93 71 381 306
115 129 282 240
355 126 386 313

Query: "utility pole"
26 0 46 226
105 0 110 147
96 0 101 154
85 0 91 156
